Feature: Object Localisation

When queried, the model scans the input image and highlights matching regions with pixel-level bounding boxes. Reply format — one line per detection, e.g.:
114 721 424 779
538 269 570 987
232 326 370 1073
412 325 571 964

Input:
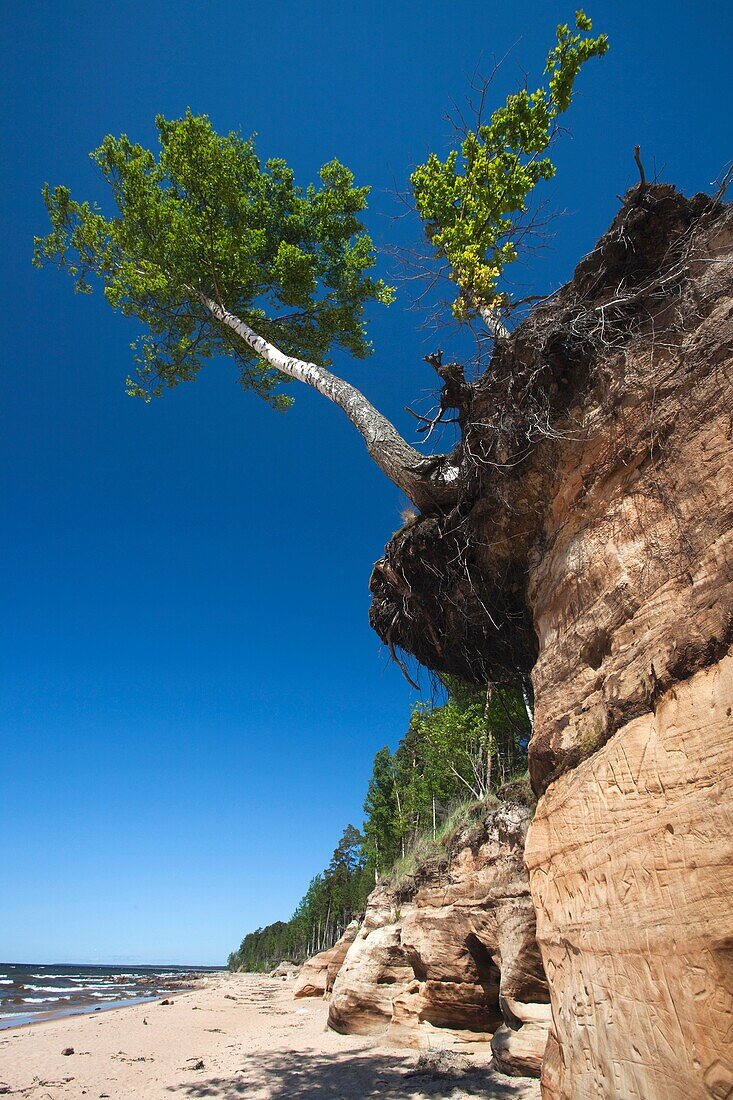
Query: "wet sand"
0 972 540 1098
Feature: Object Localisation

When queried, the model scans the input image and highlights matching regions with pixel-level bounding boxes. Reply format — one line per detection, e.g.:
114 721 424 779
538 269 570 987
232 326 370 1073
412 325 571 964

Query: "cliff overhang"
370 184 733 793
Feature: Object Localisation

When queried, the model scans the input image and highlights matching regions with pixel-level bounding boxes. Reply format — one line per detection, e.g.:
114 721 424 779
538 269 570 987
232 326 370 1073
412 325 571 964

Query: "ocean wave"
30 973 82 979
24 985 80 993
18 995 69 1003
31 973 111 981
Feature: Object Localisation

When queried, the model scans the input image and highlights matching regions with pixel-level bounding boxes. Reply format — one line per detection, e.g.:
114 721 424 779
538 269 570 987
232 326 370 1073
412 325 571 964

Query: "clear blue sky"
1 2 729 965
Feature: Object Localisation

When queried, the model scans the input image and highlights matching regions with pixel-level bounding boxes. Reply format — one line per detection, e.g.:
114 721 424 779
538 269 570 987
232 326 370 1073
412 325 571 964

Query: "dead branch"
634 145 647 188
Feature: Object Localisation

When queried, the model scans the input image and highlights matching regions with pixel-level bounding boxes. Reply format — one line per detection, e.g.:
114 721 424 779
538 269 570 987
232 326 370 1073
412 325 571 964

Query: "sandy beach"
0 972 540 1099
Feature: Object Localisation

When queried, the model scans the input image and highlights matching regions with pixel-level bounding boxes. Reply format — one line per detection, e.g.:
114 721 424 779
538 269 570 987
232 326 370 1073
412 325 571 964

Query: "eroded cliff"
327 802 550 1077
369 186 733 1097
293 921 359 999
526 653 733 1098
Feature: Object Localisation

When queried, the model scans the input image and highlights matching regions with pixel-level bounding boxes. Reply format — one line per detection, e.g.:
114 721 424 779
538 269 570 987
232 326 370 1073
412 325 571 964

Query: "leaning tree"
35 13 608 517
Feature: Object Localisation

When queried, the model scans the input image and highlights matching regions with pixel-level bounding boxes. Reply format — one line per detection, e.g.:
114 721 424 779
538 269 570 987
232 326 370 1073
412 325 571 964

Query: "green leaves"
361 681 531 876
411 11 608 324
272 242 317 306
36 13 609 402
34 110 392 404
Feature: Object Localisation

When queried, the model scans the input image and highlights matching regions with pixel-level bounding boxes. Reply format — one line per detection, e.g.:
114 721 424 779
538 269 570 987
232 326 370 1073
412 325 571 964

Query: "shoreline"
0 991 183 1032
0 972 540 1098
0 966 217 1033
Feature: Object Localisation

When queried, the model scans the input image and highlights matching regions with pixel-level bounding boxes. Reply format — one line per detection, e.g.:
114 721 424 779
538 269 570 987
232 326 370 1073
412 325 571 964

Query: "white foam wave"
90 993 125 1000
31 973 81 979
24 985 80 993
20 996 68 1003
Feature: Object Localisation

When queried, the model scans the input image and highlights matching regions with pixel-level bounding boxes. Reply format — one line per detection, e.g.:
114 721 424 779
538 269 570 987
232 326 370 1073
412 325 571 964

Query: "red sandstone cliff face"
526 205 733 790
327 803 550 1077
522 200 733 1098
369 187 733 1097
526 654 733 1098
292 921 359 999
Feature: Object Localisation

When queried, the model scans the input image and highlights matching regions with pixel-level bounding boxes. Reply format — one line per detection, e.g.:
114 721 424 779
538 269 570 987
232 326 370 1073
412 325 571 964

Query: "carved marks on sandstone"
526 651 733 1099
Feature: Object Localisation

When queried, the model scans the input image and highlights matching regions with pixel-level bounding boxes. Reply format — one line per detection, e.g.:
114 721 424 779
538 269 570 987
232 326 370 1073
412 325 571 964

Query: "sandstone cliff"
293 921 359 999
328 802 550 1077
526 653 733 1098
369 186 733 1097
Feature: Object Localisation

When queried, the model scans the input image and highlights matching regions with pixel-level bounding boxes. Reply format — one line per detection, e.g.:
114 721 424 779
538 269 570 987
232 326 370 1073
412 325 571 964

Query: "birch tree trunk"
201 296 458 510
478 302 510 342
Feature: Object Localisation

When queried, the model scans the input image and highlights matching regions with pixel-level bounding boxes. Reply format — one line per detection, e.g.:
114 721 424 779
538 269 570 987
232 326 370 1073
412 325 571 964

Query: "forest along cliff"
289 797 549 1077
368 185 733 1099
274 683 548 1080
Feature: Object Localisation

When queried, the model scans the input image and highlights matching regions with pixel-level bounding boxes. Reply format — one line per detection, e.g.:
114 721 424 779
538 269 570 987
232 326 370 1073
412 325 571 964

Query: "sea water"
0 962 216 1028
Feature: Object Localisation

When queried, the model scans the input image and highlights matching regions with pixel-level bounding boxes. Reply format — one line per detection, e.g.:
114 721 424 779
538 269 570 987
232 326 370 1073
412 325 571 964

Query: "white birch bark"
200 295 457 509
478 303 510 341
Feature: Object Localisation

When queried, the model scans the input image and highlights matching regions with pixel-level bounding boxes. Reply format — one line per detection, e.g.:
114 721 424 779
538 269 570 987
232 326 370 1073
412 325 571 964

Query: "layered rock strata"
328 804 550 1075
526 652 733 1098
521 195 733 1098
293 921 359 999
369 188 733 1097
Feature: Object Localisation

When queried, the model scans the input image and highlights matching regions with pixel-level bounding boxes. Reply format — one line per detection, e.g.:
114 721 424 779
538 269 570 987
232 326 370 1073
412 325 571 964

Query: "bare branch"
634 145 647 188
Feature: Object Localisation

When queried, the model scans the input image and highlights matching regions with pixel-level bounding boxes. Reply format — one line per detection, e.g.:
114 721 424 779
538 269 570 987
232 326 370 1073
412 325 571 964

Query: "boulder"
269 961 299 979
490 1000 553 1077
293 921 359 999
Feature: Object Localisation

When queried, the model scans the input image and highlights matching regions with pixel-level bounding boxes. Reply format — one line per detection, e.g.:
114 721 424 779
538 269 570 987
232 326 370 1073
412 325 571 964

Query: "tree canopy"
411 12 608 325
228 678 532 971
361 680 531 875
228 824 372 971
34 12 607 509
34 112 393 407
